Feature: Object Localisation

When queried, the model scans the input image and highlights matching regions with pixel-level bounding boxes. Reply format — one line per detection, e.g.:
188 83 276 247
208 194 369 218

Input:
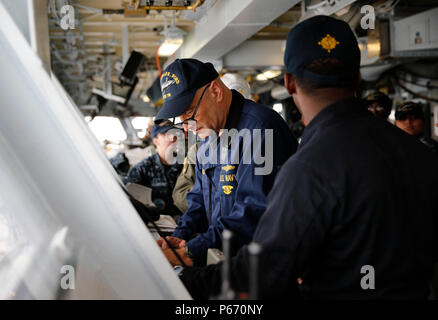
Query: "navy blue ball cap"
284 15 360 86
395 102 424 120
366 91 392 109
151 120 174 138
155 58 219 123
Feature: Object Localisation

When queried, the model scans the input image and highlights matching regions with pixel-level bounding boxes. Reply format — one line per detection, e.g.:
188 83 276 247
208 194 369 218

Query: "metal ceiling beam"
122 0 205 12
223 40 285 69
50 31 160 39
301 0 358 20
84 41 119 46
173 0 300 61
82 20 193 27
85 48 116 54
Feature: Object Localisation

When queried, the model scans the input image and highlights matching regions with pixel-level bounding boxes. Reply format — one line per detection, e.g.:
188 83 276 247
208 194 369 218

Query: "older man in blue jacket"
155 59 297 266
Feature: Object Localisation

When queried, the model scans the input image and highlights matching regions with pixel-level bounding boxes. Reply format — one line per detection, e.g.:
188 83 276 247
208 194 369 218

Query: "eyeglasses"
368 105 385 112
172 83 210 130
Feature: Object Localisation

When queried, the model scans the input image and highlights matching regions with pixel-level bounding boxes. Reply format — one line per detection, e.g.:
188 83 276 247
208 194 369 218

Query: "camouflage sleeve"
123 160 150 186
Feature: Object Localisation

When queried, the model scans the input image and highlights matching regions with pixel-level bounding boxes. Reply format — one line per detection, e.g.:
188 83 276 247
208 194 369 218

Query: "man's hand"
156 236 186 249
162 247 193 267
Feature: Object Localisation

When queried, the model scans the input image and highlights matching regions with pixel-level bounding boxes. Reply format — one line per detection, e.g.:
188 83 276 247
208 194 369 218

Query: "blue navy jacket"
180 97 438 299
172 90 298 263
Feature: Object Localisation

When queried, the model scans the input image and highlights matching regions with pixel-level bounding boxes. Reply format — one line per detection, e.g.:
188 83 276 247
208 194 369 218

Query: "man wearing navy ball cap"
177 16 438 300
154 58 298 267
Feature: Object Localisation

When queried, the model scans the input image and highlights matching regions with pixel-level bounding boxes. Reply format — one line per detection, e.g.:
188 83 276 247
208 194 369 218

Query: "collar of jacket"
224 89 245 131
153 151 179 170
199 90 245 170
300 96 367 146
220 89 245 148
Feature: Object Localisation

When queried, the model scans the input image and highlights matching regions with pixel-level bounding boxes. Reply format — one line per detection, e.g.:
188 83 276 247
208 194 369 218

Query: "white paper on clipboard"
125 183 155 207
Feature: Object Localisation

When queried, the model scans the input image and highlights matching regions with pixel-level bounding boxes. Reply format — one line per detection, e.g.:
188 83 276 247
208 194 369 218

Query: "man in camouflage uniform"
123 120 183 217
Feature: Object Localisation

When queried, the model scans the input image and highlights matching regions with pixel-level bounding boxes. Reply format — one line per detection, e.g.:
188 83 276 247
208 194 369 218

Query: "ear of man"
284 73 297 96
208 79 225 103
152 136 158 146
355 71 361 90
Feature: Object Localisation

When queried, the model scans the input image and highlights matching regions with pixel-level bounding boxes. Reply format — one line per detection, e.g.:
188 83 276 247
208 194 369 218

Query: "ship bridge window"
131 117 153 138
88 117 127 143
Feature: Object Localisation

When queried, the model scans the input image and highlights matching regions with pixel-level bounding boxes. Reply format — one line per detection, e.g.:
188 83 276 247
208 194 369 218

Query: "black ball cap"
395 102 424 120
284 15 360 86
369 91 392 108
155 58 219 123
151 120 174 138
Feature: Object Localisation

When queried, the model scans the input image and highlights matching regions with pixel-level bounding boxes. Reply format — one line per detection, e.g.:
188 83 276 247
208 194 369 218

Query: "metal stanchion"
248 242 262 300
219 229 235 299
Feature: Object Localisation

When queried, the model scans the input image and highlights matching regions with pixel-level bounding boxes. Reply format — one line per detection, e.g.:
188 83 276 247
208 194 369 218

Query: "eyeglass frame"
172 82 210 130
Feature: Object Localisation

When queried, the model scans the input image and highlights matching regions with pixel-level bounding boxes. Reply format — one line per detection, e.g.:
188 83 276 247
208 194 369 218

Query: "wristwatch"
174 265 184 277
185 246 193 259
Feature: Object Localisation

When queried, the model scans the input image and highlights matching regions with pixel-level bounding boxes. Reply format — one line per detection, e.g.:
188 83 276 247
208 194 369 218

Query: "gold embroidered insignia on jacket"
222 185 234 195
221 165 235 172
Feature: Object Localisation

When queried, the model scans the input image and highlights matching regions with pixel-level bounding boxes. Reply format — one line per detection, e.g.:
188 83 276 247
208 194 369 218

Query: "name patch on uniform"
220 174 235 182
219 165 237 195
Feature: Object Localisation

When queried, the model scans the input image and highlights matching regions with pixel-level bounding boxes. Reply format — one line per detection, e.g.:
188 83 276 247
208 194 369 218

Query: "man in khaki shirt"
172 142 199 214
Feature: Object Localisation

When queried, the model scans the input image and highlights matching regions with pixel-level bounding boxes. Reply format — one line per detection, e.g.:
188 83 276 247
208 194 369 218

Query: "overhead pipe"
74 0 205 15
74 4 103 14
51 44 99 65
51 44 79 65
62 70 87 81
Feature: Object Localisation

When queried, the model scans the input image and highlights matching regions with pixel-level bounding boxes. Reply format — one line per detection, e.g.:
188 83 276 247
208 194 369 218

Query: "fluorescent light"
367 41 381 58
256 70 282 81
158 11 186 57
158 38 183 57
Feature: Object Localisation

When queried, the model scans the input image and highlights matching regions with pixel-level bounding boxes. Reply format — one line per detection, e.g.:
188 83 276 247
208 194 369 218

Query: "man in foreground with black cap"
123 120 183 217
154 59 297 267
177 15 438 299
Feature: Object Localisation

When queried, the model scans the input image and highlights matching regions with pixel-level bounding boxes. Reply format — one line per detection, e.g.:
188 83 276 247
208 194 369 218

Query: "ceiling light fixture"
255 69 282 81
158 11 186 57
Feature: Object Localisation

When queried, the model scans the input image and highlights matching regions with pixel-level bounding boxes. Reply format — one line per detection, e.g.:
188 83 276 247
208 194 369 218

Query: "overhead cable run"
125 0 205 11
73 0 205 17
392 76 438 103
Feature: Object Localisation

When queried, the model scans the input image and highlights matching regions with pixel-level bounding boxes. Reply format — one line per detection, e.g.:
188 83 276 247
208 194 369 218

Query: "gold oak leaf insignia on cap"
318 34 340 53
